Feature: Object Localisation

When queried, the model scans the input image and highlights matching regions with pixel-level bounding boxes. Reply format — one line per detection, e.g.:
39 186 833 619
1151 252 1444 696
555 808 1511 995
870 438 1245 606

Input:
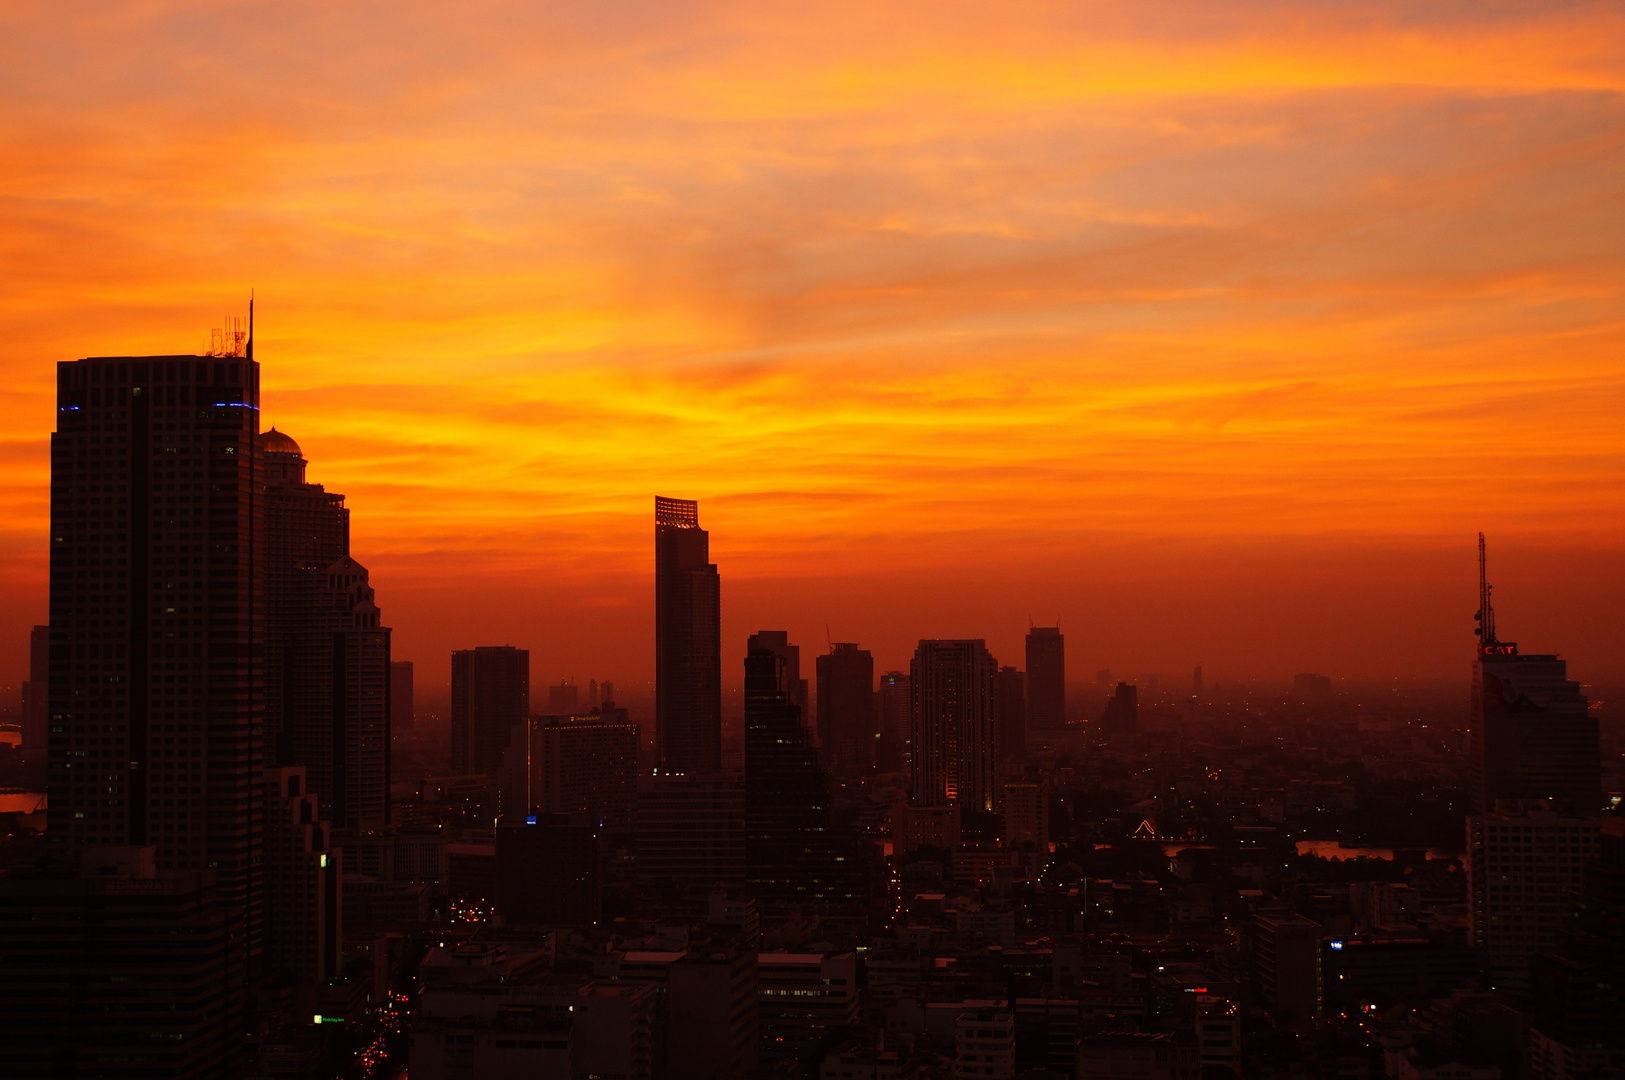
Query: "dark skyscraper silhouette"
996 664 1026 756
909 640 1000 813
451 645 530 776
876 670 909 774
1469 537 1599 816
264 429 391 828
745 631 864 910
1025 625 1065 730
1099 681 1138 736
654 496 721 774
817 642 875 773
20 623 47 752
40 348 266 1071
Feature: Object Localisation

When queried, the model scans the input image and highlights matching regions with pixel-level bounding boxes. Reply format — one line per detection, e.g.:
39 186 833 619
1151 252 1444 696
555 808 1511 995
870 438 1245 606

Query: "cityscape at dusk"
1 3 1623 1079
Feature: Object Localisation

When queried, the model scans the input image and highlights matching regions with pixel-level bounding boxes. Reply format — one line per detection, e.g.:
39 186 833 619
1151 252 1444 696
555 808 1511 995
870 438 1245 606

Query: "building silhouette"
996 664 1026 757
506 713 639 828
40 350 268 1071
451 645 530 776
909 640 1000 814
20 624 47 753
654 496 721 774
745 632 866 910
264 428 391 828
636 774 747 892
1025 626 1065 730
390 660 414 733
817 642 876 774
877 670 910 774
1099 681 1138 737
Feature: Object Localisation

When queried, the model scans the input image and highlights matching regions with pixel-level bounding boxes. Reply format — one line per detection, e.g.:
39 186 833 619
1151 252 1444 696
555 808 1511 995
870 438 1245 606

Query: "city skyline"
4 3 1625 694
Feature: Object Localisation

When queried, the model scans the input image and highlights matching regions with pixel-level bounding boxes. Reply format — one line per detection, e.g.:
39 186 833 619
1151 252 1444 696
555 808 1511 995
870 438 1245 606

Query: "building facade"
451 645 529 776
909 640 1000 814
654 496 722 774
817 642 876 774
1024 626 1065 730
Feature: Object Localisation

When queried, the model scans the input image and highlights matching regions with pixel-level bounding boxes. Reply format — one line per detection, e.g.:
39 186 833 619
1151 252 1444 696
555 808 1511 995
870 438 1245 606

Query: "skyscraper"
817 643 876 774
390 660 414 734
1025 625 1065 730
996 664 1026 757
451 645 530 776
877 670 909 774
1470 541 1599 815
745 632 865 910
654 496 721 774
20 624 47 752
909 640 1000 813
1098 681 1138 737
43 347 266 1061
264 429 392 829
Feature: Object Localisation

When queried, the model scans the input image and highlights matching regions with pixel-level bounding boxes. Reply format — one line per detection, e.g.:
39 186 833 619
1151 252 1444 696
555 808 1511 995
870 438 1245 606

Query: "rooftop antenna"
1475 532 1496 649
825 623 833 652
246 290 254 363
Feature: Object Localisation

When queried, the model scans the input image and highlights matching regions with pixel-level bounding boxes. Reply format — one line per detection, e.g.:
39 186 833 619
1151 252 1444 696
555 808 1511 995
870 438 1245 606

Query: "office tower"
264 429 391 829
263 766 341 1006
548 680 580 713
1252 912 1325 1031
876 671 909 773
45 350 265 1046
509 713 639 827
1470 539 1600 816
1528 817 1625 1072
20 624 47 751
636 774 747 890
816 642 876 773
390 660 414 734
1003 780 1048 849
602 680 615 706
748 629 808 722
654 496 721 774
450 645 529 775
909 640 1000 813
996 665 1026 756
495 815 602 926
1468 811 1600 994
757 952 860 1067
744 632 866 910
0 848 235 1078
1098 682 1137 735
1025 626 1065 730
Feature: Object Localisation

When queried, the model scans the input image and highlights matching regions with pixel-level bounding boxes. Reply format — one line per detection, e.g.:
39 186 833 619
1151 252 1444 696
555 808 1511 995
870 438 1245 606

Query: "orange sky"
3 1 1624 697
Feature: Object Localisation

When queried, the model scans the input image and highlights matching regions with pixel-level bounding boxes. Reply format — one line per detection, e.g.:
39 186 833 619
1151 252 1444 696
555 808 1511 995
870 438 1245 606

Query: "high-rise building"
0 848 237 1078
654 496 722 774
263 766 341 1007
909 640 1000 813
1024 626 1065 730
1471 631 1599 816
45 350 265 1043
1252 911 1325 1031
877 671 909 774
508 713 639 827
548 680 580 713
1468 809 1600 994
816 642 875 773
264 429 391 829
996 665 1026 756
20 624 47 752
1098 682 1137 736
451 645 529 776
745 633 866 910
757 952 860 1067
636 774 747 891
390 660 414 734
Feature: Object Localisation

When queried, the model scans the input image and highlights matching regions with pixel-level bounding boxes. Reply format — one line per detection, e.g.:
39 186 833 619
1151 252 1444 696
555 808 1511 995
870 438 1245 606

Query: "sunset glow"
4 1 1623 688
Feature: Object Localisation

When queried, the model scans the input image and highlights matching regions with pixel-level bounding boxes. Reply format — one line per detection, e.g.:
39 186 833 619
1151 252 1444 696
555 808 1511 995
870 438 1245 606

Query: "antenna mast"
1476 532 1496 649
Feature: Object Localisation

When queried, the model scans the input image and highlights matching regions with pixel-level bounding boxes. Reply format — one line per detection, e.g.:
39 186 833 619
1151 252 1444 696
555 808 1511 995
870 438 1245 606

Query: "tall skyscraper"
20 624 47 752
654 496 721 774
390 660 414 734
1025 626 1065 730
745 632 865 910
817 643 876 774
1098 681 1138 737
909 640 1000 813
264 429 391 829
43 347 266 1061
450 645 530 776
996 664 1026 756
877 670 910 774
1470 538 1600 816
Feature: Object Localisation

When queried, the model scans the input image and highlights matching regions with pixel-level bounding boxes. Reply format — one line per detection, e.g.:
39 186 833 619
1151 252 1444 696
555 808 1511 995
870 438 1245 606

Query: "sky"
2 1 1623 699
